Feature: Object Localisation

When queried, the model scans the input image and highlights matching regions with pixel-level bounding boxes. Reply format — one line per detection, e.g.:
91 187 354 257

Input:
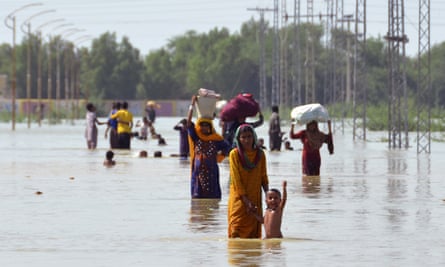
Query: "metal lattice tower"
247 7 274 109
305 0 315 103
323 0 335 105
352 0 367 141
416 0 431 153
386 0 409 149
272 0 280 106
279 0 289 108
291 0 302 107
332 0 348 134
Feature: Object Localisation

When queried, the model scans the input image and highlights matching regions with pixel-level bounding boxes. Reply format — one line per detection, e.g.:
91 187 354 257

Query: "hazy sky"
1 0 444 56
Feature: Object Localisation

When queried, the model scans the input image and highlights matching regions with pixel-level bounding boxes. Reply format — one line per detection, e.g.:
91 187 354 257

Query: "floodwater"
1 117 444 267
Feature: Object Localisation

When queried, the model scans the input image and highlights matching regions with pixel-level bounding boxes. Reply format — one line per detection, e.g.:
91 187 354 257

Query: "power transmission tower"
385 0 409 149
272 0 280 106
247 7 274 109
291 0 302 107
323 0 335 105
352 0 367 141
280 0 289 108
305 0 315 104
416 0 431 153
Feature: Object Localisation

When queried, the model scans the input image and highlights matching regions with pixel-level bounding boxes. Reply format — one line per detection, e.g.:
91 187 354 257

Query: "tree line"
1 18 445 111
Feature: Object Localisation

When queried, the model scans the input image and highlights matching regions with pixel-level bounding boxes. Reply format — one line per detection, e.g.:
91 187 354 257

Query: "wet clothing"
228 147 268 238
268 112 282 151
145 107 156 123
174 122 189 159
290 129 333 176
188 119 230 199
110 109 133 149
108 109 119 149
85 111 98 148
223 115 264 148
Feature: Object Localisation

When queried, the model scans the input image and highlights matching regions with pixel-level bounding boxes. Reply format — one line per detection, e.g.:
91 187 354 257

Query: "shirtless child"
103 150 116 167
253 180 287 238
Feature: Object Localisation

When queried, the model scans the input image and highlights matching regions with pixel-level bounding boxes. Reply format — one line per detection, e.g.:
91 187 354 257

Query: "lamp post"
61 29 84 122
49 23 74 122
4 3 43 131
71 35 92 120
35 19 65 126
21 9 56 128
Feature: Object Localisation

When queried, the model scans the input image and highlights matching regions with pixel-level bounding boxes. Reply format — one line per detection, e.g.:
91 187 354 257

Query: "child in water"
103 150 116 167
253 180 287 239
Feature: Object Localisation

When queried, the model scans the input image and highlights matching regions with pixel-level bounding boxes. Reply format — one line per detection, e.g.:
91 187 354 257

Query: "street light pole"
4 3 43 131
35 19 65 126
21 9 56 128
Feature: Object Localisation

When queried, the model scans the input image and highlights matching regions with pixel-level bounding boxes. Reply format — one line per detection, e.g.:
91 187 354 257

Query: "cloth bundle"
219 93 260 122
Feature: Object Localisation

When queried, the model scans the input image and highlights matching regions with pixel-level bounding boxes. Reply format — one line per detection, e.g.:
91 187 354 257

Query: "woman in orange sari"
228 124 269 238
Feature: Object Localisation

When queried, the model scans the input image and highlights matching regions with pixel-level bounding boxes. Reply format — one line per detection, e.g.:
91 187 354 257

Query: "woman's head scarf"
233 124 262 170
188 118 225 164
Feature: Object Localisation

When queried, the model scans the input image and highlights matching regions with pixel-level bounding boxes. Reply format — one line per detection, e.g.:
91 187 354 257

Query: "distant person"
253 181 287 239
187 95 230 199
174 118 189 159
139 150 148 158
290 120 334 176
103 150 116 167
284 140 294 151
105 102 121 149
85 103 105 149
145 101 159 123
268 105 283 151
222 112 264 148
135 117 150 140
110 101 134 149
257 138 266 150
157 134 167 146
228 124 269 238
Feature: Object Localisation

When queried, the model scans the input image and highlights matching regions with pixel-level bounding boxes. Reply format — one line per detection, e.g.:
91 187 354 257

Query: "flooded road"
1 117 444 266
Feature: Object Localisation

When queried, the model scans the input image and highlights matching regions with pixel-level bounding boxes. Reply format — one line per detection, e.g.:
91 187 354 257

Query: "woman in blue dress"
187 96 230 199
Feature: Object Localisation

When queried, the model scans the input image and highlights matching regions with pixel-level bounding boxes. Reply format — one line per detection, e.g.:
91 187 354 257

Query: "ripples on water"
1 118 444 266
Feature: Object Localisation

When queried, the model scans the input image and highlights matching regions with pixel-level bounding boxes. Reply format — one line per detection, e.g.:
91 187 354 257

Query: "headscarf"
233 124 263 170
188 118 225 164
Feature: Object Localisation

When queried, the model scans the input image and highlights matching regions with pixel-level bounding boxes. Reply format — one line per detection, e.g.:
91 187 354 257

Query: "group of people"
87 96 334 239
186 95 333 239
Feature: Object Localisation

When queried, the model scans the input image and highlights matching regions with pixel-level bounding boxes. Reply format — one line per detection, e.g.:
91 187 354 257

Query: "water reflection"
227 239 263 266
302 175 321 194
189 199 221 233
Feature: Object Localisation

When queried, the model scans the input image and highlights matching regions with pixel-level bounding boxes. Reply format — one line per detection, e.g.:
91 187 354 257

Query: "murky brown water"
1 118 444 266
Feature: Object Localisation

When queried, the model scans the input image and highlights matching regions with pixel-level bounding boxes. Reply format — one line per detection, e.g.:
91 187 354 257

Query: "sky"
1 0 445 57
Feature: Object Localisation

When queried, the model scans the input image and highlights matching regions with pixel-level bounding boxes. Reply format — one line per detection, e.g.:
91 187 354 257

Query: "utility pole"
247 7 274 109
291 0 302 107
280 0 289 108
272 0 280 106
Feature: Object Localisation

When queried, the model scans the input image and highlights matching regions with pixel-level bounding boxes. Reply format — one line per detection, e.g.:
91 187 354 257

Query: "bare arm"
187 95 197 127
280 180 287 210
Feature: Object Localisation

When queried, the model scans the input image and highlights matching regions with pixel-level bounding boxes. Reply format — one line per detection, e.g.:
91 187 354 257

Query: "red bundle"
220 93 260 122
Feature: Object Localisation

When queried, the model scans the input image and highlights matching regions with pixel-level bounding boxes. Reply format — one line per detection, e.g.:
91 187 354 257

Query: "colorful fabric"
187 118 230 199
290 129 332 176
228 148 268 238
233 124 262 170
110 109 133 134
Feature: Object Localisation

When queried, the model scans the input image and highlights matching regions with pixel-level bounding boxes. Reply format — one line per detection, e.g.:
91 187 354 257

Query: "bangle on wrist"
189 104 193 111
